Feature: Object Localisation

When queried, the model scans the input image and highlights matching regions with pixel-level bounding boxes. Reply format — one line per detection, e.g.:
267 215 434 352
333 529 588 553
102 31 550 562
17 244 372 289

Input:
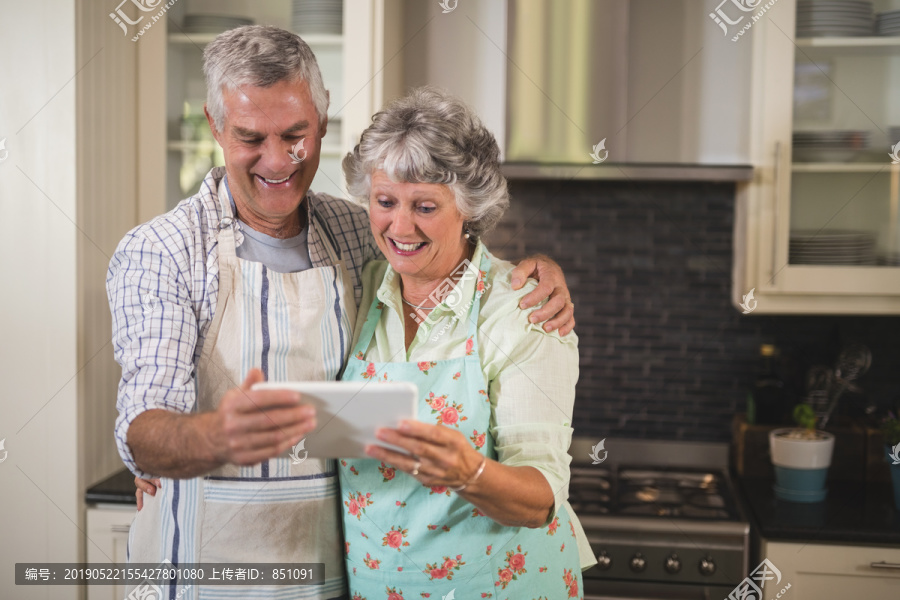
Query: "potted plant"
769 404 835 503
882 413 900 511
768 344 870 503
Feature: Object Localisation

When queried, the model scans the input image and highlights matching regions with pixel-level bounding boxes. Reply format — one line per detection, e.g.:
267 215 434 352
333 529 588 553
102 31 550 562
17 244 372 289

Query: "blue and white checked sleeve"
107 226 201 479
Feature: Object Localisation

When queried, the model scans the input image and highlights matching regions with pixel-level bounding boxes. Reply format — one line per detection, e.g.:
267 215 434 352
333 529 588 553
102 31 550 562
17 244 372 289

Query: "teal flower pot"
769 428 834 503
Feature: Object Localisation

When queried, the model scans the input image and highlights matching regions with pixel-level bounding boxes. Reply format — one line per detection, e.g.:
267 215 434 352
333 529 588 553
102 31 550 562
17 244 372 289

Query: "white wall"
0 0 80 598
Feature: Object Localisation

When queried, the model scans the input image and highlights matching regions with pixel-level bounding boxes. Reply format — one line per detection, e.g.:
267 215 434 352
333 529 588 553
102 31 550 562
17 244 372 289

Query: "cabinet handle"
111 524 131 533
771 141 782 286
870 561 900 570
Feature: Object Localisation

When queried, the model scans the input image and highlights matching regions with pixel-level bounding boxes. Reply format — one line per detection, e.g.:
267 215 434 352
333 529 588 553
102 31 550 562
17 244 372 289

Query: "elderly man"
108 26 574 600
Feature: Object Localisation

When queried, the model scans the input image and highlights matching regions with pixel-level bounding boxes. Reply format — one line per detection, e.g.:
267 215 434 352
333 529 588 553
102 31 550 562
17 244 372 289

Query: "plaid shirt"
106 167 380 477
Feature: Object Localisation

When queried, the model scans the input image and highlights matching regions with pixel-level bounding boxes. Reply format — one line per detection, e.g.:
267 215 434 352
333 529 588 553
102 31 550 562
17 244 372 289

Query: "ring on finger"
411 459 421 477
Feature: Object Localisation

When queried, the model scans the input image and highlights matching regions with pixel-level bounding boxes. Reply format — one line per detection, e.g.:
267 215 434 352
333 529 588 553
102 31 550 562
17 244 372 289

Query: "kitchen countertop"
737 476 900 546
86 468 137 505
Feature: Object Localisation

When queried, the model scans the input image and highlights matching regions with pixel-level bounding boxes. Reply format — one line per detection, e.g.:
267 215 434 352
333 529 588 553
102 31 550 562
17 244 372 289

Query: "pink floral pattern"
385 586 404 600
547 517 559 535
465 336 474 356
425 392 448 412
563 568 579 598
452 371 461 380
429 485 451 497
437 401 466 427
470 430 486 449
495 545 527 589
424 554 465 580
378 462 396 482
417 361 437 374
382 526 409 551
344 491 373 520
363 553 381 570
351 593 365 600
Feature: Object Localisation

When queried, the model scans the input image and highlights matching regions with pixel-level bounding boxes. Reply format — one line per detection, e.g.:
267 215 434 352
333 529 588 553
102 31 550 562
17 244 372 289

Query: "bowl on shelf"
792 130 869 163
796 0 874 37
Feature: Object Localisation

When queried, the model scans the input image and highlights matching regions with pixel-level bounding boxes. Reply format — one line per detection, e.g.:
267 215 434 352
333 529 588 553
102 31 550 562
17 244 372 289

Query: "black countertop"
737 476 900 546
86 468 137 505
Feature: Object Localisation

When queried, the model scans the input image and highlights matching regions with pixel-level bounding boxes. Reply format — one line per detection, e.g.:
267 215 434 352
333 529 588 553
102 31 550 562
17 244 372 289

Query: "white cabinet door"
86 505 135 600
761 540 900 599
734 0 900 314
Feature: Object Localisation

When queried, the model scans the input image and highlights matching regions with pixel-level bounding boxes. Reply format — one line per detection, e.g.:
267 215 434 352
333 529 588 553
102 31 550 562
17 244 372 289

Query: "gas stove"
568 439 750 600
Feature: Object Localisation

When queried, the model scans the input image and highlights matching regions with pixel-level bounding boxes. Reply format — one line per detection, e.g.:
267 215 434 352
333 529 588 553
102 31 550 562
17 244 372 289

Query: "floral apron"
338 253 584 600
126 177 353 600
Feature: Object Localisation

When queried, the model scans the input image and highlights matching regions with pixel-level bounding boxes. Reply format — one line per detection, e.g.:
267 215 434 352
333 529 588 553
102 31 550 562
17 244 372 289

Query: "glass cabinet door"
789 0 900 272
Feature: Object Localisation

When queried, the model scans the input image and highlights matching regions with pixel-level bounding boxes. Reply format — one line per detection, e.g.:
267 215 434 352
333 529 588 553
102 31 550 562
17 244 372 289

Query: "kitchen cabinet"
734 0 900 314
760 540 900 598
136 0 403 220
85 504 134 600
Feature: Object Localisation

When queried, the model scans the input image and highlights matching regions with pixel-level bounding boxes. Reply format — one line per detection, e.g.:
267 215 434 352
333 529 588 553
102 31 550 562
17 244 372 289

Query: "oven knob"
664 553 682 574
629 553 647 573
698 556 717 576
595 551 612 571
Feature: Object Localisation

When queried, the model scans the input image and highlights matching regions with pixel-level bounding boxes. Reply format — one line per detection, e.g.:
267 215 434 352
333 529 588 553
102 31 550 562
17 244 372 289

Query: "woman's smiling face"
368 170 469 282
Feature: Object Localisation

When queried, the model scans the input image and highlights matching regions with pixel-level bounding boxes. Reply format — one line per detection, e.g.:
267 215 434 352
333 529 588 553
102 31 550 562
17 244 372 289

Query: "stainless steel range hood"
503 0 754 181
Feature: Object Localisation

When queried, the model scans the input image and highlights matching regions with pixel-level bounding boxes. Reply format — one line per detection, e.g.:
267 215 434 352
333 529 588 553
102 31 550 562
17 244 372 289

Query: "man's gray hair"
203 26 329 132
343 86 509 239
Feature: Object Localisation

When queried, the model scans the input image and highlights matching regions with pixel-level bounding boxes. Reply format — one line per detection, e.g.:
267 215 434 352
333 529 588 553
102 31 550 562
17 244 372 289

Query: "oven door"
584 578 736 600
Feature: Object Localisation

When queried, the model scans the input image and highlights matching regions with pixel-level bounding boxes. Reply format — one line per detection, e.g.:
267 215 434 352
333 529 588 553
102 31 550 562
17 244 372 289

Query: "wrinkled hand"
366 420 484 489
135 477 161 511
205 368 316 466
510 255 575 336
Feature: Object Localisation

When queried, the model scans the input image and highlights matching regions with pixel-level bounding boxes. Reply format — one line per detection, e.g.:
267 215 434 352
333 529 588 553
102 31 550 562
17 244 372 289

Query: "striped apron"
126 178 355 600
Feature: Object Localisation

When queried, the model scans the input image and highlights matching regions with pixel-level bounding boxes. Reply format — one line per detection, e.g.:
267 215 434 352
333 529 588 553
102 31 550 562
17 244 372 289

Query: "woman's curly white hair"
343 86 509 239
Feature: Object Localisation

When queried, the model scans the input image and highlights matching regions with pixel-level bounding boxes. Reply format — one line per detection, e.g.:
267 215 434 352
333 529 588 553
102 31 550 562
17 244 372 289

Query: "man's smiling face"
206 78 326 235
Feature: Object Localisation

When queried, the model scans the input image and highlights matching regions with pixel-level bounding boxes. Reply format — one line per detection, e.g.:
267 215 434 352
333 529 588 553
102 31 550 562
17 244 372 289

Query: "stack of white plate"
792 130 868 162
183 14 253 34
876 10 900 35
790 230 877 265
796 0 874 37
293 0 343 35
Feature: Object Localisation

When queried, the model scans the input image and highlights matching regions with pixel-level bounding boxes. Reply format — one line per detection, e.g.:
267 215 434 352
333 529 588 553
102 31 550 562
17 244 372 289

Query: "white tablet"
251 381 419 459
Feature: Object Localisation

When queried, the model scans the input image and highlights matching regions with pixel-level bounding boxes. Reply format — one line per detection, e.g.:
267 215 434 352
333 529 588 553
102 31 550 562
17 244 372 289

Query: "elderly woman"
339 87 593 599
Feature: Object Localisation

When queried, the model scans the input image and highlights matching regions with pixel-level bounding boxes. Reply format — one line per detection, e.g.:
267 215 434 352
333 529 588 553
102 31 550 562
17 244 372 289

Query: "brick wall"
482 179 900 443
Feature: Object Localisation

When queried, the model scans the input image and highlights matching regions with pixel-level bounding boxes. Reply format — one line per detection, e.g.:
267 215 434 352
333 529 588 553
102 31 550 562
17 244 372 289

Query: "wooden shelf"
792 163 899 173
796 36 900 56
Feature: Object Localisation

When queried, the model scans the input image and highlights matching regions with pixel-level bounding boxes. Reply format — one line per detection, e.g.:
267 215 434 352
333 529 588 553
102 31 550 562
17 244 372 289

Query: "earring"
463 223 471 239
